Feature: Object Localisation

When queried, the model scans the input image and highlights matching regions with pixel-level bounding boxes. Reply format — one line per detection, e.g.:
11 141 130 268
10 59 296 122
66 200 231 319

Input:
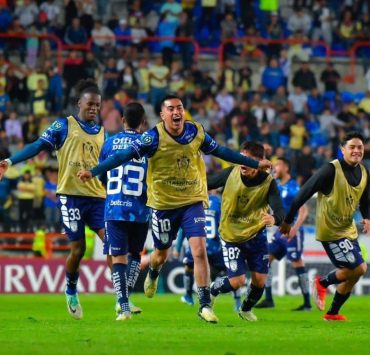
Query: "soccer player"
77 94 272 323
100 102 150 320
0 79 105 320
208 141 285 321
256 158 311 311
177 191 241 310
280 132 370 321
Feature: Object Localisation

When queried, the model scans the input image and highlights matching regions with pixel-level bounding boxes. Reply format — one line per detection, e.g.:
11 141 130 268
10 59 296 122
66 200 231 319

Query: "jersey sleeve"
39 118 68 150
130 128 159 158
200 132 218 154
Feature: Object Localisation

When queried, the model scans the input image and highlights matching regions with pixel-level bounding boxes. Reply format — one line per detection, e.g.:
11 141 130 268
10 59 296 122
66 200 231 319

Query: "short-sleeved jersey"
40 115 105 198
277 178 300 221
100 129 150 222
205 194 222 255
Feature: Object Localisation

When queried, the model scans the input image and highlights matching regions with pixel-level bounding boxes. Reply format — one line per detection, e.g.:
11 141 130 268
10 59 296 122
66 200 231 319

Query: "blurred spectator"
83 51 101 79
358 91 370 114
216 87 235 115
64 17 88 45
262 58 285 96
64 0 78 28
39 0 60 25
47 67 63 115
91 20 116 60
118 64 139 93
221 13 238 58
238 65 253 94
6 18 26 60
22 114 39 144
201 0 217 31
287 30 310 62
312 0 333 44
0 4 13 33
0 174 11 231
145 9 160 36
17 170 35 232
267 13 283 58
15 0 39 29
169 61 185 92
100 98 122 136
31 79 48 117
307 87 324 116
278 49 291 86
253 99 276 128
337 8 362 49
32 225 46 257
130 18 148 61
272 86 289 112
79 0 95 36
318 108 346 140
148 56 169 112
337 103 357 128
136 58 150 101
5 111 22 142
292 62 317 91
25 24 39 69
103 57 120 99
0 82 11 113
181 0 196 17
158 18 178 67
114 19 131 58
190 86 207 114
287 7 312 36
289 117 308 152
33 167 45 226
288 86 308 115
176 11 194 70
129 0 145 27
27 66 48 93
296 145 316 185
320 62 341 92
160 0 182 24
194 107 210 131
219 60 238 94
63 50 84 108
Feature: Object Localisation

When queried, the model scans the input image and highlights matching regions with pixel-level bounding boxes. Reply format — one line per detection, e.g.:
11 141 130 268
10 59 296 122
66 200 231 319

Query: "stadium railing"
346 41 370 84
0 232 69 259
0 33 64 73
218 36 333 63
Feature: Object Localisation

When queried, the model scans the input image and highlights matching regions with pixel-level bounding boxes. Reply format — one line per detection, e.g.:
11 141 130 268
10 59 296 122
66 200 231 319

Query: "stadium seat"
323 91 336 102
355 92 366 103
341 91 355 103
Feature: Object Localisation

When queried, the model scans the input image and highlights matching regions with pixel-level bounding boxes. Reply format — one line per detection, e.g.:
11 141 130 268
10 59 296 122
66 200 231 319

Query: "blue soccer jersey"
205 194 222 256
100 129 150 223
277 178 300 221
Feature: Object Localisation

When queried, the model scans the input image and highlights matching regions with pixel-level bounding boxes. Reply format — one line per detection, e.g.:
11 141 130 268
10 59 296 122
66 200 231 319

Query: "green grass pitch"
0 294 369 355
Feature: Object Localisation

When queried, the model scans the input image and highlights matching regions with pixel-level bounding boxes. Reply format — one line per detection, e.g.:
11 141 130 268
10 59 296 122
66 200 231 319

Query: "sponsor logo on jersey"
109 200 133 207
194 217 206 223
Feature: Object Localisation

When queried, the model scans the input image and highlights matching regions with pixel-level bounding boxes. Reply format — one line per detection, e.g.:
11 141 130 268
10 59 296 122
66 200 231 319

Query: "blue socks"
66 271 79 295
184 270 194 297
198 286 211 308
112 263 130 313
241 284 265 312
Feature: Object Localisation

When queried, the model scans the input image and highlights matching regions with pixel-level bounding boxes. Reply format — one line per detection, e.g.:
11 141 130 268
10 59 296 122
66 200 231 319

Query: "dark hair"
160 93 182 109
341 131 366 146
75 79 101 98
124 102 145 129
277 157 291 172
240 141 265 159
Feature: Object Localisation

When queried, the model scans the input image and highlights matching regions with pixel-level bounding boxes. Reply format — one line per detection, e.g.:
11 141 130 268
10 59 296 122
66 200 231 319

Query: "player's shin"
296 267 311 307
210 276 234 297
184 270 194 297
241 284 265 312
264 267 273 302
127 255 141 293
66 271 79 295
112 263 130 315
319 270 342 288
326 291 351 315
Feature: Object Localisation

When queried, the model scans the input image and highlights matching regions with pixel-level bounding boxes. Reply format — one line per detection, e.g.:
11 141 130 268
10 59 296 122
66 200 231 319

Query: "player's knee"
70 245 85 260
356 263 367 277
229 276 245 289
253 278 265 288
191 246 207 260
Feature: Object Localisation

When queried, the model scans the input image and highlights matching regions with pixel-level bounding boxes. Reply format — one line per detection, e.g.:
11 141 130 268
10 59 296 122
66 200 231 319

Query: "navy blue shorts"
222 230 269 277
322 238 364 270
269 229 304 261
151 202 206 250
183 247 225 270
58 195 105 242
104 220 149 256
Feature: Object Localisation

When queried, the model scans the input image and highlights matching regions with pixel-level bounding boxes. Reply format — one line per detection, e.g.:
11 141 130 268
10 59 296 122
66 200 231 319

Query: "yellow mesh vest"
147 121 208 210
56 116 106 198
220 167 273 243
316 160 367 242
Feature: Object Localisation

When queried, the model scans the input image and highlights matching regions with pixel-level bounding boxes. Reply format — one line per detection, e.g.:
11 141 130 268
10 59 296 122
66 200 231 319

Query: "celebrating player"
177 191 241 311
77 94 272 323
0 79 106 320
208 141 285 321
256 158 311 311
100 102 149 320
280 132 370 321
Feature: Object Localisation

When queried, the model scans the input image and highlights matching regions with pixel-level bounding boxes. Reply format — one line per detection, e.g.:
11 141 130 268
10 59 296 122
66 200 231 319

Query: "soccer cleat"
292 304 312 312
144 273 158 298
255 299 275 308
116 311 132 321
65 291 83 320
323 313 347 321
198 306 219 323
181 294 195 306
115 302 121 316
312 276 327 311
129 300 142 314
238 309 258 321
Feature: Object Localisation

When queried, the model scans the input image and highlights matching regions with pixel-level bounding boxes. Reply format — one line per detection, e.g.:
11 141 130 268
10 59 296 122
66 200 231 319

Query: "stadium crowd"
1 0 370 232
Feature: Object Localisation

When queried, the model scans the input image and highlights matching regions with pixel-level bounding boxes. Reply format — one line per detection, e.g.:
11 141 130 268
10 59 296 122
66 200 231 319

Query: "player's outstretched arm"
0 139 49 180
78 147 137 182
211 145 272 170
360 219 370 234
279 222 292 236
288 204 308 241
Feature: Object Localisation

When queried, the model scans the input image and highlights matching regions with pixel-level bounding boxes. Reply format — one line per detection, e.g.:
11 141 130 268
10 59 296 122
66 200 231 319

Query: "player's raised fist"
258 159 272 171
0 160 10 180
77 169 92 182
279 222 291 236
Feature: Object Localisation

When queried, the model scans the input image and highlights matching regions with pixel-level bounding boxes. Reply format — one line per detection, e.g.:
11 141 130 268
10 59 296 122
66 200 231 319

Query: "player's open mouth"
173 116 181 123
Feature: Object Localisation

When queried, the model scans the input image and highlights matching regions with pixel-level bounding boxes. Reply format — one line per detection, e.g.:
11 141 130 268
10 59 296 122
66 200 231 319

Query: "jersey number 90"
107 165 145 197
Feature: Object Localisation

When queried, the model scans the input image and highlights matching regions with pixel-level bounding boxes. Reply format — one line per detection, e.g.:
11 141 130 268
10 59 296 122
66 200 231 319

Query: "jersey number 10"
107 165 145 197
